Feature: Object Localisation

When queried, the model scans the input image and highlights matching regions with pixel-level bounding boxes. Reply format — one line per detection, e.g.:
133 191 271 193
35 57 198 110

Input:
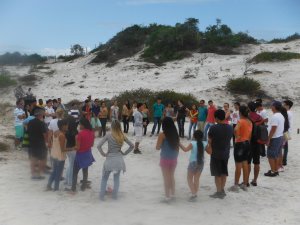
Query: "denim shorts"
188 161 204 173
267 136 283 159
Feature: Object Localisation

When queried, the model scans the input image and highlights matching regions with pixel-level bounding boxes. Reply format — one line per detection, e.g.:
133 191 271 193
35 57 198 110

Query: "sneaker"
45 186 53 191
275 171 279 176
239 184 248 191
209 192 225 199
188 195 197 202
221 189 226 196
161 197 171 204
150 134 154 137
278 166 284 173
250 181 257 187
31 175 45 180
264 170 277 177
228 185 239 193
133 149 142 154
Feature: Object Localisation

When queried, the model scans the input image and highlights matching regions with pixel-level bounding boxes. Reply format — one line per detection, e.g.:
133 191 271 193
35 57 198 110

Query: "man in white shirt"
14 99 26 149
44 99 55 125
110 100 119 122
133 103 145 154
282 100 294 166
265 101 285 177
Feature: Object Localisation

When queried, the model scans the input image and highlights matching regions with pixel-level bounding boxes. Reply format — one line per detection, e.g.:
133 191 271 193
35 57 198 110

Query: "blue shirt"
190 141 207 163
92 105 101 117
197 106 208 122
153 103 165 118
160 139 179 160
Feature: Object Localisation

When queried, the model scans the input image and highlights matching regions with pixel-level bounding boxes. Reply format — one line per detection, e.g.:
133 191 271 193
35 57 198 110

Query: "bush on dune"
250 52 300 63
0 71 17 88
269 33 300 43
226 77 261 95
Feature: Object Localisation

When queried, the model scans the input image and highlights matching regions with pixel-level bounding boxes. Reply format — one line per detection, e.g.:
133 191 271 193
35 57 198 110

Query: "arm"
179 142 193 152
97 135 108 157
74 134 80 151
59 134 68 152
206 137 212 155
156 133 165 150
122 137 134 155
267 126 277 146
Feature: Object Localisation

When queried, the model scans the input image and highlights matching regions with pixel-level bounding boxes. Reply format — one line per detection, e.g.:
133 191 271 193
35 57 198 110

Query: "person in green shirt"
197 100 208 132
150 97 165 137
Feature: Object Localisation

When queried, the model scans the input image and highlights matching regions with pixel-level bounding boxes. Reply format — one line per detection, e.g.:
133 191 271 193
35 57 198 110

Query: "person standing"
223 103 231 124
142 103 150 136
203 100 217 141
206 109 233 199
164 103 175 119
44 99 55 125
264 101 285 177
110 100 120 122
27 108 48 179
150 98 165 137
176 100 188 138
14 99 26 150
197 100 208 132
256 101 268 157
99 101 108 137
156 117 179 203
57 98 66 111
230 102 240 145
282 100 293 166
91 99 101 134
133 103 145 154
82 100 92 122
122 100 131 133
97 120 134 200
68 103 80 123
188 104 198 140
229 106 252 192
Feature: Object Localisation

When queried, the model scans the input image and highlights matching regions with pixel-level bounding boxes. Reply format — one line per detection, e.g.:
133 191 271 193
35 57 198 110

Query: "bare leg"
242 161 249 185
253 164 260 182
221 176 227 191
170 166 176 196
234 163 242 185
193 172 201 195
161 167 170 198
187 171 194 194
215 176 223 192
268 158 276 172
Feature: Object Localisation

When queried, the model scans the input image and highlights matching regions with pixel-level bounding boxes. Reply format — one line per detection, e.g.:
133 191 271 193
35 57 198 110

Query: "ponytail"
194 130 204 165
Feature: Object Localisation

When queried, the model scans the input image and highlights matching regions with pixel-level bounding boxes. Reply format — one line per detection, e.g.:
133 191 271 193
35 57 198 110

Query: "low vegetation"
0 71 17 88
250 52 300 63
91 18 257 66
226 77 261 95
0 52 47 66
269 33 300 43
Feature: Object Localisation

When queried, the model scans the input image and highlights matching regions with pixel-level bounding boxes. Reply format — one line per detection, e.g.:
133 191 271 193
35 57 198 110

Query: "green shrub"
0 52 46 65
250 52 300 63
269 33 300 43
226 77 261 95
0 71 17 88
18 74 38 85
113 88 198 121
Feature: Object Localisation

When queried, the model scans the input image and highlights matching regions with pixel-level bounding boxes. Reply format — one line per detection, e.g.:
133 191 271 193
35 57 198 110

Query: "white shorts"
134 126 143 142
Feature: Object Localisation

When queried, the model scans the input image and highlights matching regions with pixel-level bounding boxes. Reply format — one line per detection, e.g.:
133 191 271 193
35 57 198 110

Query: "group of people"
13 94 294 202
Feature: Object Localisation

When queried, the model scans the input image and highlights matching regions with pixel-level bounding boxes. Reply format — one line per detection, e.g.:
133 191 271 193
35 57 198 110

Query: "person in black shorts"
27 108 48 179
206 109 233 199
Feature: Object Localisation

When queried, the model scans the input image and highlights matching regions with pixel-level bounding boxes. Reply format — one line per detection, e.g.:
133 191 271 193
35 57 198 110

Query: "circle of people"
13 95 294 202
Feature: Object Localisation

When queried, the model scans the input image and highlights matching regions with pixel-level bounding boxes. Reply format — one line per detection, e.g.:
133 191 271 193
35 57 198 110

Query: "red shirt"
249 112 262 124
206 106 217 123
77 129 94 152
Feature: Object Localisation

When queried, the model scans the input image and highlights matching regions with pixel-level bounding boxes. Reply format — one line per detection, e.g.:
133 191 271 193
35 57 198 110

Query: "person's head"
208 100 213 107
55 108 64 119
137 103 144 111
191 104 196 110
256 102 263 110
28 88 31 91
87 95 91 101
101 101 106 107
46 99 53 107
199 99 205 106
79 117 92 131
94 98 100 106
271 101 282 113
214 109 225 123
178 100 183 106
283 100 293 110
162 117 179 150
31 99 37 107
234 102 240 110
34 108 45 119
223 103 229 110
193 130 204 165
157 97 162 104
143 103 148 109
16 99 24 108
114 100 118 106
239 105 249 118
111 120 125 145
167 103 172 108
38 99 43 105
132 101 137 107
84 99 89 106
57 119 68 132
247 101 257 112
58 98 62 104
53 99 58 107
255 98 262 104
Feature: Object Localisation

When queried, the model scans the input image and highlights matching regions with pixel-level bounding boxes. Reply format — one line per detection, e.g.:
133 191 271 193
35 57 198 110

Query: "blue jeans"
188 122 197 139
204 123 214 141
65 151 76 187
47 159 65 190
151 117 162 134
100 171 121 200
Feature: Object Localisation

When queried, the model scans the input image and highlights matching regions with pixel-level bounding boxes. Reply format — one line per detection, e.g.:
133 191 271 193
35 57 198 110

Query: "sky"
0 0 299 56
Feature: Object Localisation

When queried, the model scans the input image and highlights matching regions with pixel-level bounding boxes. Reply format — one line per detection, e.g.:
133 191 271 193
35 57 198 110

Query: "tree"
70 44 84 56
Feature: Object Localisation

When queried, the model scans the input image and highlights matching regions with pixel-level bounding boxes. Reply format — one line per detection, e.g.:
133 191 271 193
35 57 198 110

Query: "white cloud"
124 0 218 5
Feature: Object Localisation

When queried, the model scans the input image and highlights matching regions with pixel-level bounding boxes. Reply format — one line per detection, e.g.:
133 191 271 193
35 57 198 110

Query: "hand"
266 139 270 147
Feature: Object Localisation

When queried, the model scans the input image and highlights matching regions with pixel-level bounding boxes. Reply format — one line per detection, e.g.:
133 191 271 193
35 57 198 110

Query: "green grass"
226 77 261 95
0 72 17 88
250 52 300 63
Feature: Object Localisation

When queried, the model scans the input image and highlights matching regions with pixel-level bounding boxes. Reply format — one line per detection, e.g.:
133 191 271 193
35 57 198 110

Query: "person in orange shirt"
203 100 217 141
188 104 198 140
229 105 252 192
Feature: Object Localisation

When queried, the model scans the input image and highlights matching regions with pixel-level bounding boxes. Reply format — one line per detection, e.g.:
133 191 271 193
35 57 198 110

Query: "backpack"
251 122 268 144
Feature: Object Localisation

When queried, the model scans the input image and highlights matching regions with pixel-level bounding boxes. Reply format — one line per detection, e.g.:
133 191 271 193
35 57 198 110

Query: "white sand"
0 41 300 225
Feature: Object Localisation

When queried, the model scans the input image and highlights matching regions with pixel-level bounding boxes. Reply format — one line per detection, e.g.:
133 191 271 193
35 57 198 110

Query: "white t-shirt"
230 110 240 125
14 108 25 126
257 109 268 120
45 106 55 124
287 110 293 132
48 118 59 132
110 106 119 120
268 112 285 139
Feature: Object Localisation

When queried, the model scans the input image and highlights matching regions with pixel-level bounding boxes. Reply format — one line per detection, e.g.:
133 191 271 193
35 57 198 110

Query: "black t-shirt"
27 118 47 150
177 106 186 118
208 124 233 160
